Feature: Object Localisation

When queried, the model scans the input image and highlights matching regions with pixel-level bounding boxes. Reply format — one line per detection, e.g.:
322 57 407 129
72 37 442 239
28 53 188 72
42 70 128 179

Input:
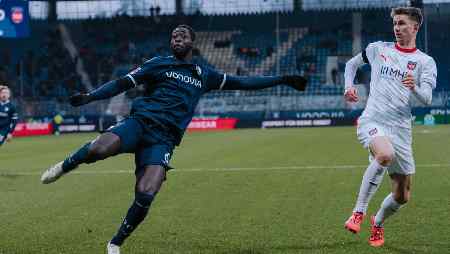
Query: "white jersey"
360 41 437 129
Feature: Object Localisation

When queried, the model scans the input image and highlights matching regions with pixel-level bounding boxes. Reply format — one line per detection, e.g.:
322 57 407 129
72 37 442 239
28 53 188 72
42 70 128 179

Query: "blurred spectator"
238 47 260 57
53 113 64 135
331 68 338 85
236 66 244 76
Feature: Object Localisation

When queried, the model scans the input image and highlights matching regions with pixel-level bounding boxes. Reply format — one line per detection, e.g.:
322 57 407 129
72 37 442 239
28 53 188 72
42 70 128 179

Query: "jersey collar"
170 55 192 64
395 43 417 53
0 100 10 105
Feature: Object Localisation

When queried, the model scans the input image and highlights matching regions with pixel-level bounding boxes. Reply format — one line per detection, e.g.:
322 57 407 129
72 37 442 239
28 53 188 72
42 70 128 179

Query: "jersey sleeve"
420 57 437 89
362 41 382 64
204 67 227 91
126 57 160 87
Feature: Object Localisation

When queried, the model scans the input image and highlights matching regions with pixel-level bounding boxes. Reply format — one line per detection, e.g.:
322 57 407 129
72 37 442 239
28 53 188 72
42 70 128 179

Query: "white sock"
353 160 387 214
374 193 403 226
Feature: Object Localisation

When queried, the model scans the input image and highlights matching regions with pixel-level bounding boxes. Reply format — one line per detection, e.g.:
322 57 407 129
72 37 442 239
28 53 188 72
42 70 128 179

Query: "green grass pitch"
1 126 449 254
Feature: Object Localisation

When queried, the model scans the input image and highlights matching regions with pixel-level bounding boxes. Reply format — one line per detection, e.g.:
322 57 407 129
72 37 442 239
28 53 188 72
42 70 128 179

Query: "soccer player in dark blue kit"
40 25 307 254
0 86 18 146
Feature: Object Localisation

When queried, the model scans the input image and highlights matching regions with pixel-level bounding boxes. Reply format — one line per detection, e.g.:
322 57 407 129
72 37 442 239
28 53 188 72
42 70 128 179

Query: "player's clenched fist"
402 73 416 91
281 75 308 91
344 87 359 102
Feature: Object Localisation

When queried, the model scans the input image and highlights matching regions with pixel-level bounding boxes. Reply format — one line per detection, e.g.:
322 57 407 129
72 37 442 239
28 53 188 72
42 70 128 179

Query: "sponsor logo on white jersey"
380 65 408 81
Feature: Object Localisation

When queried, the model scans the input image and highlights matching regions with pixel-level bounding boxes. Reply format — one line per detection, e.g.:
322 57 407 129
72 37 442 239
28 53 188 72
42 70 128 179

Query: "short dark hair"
391 7 423 26
174 24 196 41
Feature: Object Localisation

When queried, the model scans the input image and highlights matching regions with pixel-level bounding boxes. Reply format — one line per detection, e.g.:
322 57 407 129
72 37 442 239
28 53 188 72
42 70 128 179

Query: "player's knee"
136 182 161 195
134 191 155 209
375 151 394 166
136 166 166 194
88 143 110 159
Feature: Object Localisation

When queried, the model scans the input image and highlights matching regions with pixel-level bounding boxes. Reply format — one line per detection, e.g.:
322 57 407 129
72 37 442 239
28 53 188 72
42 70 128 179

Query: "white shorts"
357 119 415 175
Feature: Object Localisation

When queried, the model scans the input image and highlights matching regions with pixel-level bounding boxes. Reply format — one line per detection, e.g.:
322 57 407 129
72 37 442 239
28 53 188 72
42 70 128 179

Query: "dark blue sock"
110 192 155 246
62 143 91 172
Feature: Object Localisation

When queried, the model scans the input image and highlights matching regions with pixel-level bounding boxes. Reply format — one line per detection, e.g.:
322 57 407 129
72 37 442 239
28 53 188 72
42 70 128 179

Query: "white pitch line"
1 163 450 176
176 163 450 172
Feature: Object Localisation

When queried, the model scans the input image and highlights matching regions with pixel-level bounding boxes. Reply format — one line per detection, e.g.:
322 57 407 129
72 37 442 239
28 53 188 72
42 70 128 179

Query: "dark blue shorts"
0 127 10 145
107 118 174 172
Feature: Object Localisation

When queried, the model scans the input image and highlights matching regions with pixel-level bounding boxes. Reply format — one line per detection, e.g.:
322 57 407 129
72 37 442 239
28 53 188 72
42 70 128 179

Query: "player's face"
170 27 193 59
0 89 10 102
393 14 418 43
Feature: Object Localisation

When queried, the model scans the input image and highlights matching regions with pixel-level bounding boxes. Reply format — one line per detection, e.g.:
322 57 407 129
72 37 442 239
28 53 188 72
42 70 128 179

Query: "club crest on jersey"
407 61 417 71
195 65 202 76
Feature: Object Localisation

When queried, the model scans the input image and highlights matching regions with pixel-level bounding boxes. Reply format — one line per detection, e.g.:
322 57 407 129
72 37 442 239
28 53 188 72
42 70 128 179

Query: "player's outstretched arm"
69 77 135 107
344 53 366 102
223 75 307 91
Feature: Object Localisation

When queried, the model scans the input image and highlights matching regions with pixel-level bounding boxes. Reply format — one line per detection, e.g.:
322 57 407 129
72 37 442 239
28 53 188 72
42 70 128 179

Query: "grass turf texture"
1 126 449 254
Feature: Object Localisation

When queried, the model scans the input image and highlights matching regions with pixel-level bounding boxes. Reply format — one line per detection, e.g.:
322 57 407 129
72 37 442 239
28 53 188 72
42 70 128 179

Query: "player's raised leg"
369 174 411 247
41 117 143 184
108 165 166 253
345 136 394 233
40 132 121 184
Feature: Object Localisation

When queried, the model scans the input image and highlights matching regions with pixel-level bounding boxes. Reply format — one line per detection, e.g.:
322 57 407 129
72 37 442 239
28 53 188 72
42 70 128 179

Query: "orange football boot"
344 212 364 234
369 215 385 247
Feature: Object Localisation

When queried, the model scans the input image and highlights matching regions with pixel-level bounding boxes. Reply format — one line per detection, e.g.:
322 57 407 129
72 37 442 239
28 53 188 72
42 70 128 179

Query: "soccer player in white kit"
343 7 437 247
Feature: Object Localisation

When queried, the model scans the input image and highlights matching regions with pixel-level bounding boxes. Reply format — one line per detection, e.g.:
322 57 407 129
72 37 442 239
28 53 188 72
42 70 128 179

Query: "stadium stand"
1 9 449 117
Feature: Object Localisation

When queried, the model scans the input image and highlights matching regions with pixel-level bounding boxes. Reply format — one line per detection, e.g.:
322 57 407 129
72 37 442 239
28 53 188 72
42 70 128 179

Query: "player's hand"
402 73 416 91
282 75 308 91
69 93 92 107
344 87 359 102
6 134 13 142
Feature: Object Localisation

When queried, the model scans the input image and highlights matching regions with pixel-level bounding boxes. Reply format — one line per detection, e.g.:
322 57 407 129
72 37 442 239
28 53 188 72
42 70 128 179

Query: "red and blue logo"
407 61 417 71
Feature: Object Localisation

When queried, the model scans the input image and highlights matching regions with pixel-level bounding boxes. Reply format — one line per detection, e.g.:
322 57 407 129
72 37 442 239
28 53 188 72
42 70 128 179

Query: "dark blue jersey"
126 56 226 145
0 101 18 134
88 56 287 145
